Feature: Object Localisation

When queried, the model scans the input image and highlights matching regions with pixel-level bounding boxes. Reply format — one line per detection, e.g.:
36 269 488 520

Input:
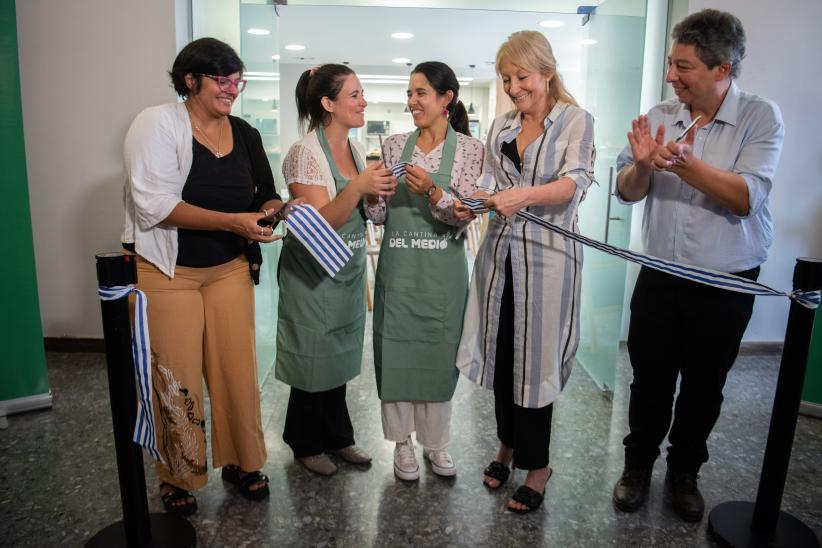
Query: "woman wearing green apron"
365 62 483 481
276 64 397 476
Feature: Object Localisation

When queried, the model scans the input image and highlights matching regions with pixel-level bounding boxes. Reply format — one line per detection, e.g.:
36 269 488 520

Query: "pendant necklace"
187 107 225 158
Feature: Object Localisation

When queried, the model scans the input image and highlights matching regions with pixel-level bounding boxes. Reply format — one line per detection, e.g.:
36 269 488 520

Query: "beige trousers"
381 401 452 450
135 255 266 492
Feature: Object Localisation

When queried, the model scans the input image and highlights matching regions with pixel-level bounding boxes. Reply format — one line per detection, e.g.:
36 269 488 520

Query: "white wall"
687 0 822 341
17 0 177 337
17 1 822 341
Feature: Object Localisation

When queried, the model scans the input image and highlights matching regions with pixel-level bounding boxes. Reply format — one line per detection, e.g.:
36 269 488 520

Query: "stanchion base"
85 512 196 548
708 501 819 548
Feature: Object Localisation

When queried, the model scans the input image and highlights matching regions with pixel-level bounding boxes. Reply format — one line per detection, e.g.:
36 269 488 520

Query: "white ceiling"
239 4 591 81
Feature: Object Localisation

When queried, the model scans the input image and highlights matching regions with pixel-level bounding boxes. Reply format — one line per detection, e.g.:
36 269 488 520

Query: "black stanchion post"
87 252 196 548
708 257 822 548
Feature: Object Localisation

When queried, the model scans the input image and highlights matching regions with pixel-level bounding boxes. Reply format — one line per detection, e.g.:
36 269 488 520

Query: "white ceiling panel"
240 4 591 81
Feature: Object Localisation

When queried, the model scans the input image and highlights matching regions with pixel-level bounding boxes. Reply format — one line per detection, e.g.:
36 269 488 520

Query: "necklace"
187 107 225 158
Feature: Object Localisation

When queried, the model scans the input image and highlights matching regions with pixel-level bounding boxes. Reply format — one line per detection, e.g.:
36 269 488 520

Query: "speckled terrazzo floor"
1 321 820 547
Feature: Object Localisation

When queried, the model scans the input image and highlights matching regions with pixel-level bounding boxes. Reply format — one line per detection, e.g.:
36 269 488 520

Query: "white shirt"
616 82 784 272
122 102 192 278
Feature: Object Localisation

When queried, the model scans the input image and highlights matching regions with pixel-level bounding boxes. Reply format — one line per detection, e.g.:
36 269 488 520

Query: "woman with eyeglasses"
122 37 286 516
455 31 595 514
364 61 483 482
275 64 396 476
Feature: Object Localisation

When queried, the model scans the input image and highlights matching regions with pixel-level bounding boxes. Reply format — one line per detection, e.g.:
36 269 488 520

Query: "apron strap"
316 125 363 192
400 125 458 189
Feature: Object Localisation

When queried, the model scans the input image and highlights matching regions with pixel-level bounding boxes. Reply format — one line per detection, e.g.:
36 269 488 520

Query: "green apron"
275 126 367 392
373 126 468 401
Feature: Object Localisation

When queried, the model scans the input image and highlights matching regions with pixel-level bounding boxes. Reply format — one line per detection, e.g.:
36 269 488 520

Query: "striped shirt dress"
456 102 595 408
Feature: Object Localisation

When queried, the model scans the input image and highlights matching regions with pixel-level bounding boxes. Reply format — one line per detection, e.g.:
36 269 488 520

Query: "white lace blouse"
282 130 367 199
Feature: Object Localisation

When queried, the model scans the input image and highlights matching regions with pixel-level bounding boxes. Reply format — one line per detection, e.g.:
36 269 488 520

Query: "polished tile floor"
1 327 820 547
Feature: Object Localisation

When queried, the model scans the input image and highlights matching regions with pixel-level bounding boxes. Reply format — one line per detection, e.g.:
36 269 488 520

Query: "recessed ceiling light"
581 39 597 45
247 28 270 36
392 57 410 64
391 32 414 39
271 54 280 60
285 44 306 51
539 20 565 28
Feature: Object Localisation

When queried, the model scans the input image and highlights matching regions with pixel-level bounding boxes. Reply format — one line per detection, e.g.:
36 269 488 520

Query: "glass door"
240 3 283 383
576 0 647 397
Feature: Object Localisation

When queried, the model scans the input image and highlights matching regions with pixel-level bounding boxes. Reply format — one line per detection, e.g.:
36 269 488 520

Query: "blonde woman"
456 30 595 514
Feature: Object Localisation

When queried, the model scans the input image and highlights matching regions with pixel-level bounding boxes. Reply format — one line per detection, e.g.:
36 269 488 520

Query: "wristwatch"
425 185 437 199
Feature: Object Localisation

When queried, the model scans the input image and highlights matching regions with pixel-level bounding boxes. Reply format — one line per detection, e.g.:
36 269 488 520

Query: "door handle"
604 167 614 243
609 216 623 221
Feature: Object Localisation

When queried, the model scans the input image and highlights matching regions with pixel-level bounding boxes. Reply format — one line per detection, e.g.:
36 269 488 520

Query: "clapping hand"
627 115 666 172
654 124 696 171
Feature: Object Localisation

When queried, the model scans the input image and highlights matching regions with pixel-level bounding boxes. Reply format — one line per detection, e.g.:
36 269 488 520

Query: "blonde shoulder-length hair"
495 30 578 108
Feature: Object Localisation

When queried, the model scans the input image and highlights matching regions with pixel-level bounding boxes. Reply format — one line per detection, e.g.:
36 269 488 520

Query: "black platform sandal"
482 461 511 489
221 465 270 501
508 467 552 514
160 482 197 517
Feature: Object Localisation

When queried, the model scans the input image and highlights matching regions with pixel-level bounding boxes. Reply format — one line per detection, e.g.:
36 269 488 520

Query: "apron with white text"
373 126 468 401
275 126 367 391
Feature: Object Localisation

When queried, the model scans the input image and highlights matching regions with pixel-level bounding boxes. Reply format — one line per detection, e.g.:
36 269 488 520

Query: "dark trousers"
283 384 355 458
493 253 554 470
624 265 758 474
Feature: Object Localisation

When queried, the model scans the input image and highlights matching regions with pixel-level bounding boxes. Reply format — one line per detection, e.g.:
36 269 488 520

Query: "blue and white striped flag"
285 203 353 278
98 285 164 463
391 161 410 180
461 197 490 214
462 198 820 309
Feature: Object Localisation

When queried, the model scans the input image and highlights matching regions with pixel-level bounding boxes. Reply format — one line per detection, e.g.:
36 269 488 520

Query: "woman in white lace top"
275 64 396 477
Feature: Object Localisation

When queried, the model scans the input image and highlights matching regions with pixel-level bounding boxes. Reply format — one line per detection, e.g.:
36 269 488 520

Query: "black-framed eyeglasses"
197 73 247 93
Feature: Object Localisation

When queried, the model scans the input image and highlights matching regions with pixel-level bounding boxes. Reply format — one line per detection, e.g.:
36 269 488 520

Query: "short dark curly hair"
672 9 746 79
169 37 245 98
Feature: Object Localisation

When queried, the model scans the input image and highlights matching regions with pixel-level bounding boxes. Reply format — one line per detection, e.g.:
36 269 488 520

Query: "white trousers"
381 400 452 450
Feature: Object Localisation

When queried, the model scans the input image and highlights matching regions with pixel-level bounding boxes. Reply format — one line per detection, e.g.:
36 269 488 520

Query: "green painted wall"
802 312 822 405
0 0 49 402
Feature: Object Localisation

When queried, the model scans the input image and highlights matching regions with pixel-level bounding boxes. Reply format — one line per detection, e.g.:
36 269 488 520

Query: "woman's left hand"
404 164 434 195
453 199 476 221
485 188 532 217
230 211 283 242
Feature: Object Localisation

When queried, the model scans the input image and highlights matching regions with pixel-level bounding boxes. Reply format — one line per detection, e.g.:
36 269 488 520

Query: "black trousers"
282 384 355 458
493 253 554 470
624 265 758 474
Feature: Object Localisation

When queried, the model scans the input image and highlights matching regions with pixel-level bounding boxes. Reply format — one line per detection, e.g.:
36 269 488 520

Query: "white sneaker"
424 448 457 477
393 437 420 481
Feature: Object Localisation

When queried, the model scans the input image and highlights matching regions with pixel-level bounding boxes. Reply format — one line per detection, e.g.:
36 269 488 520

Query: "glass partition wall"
190 0 652 390
576 0 648 397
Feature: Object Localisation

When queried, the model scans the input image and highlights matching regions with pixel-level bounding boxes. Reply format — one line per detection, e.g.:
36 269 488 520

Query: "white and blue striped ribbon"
285 203 353 278
97 285 164 463
390 162 409 180
461 198 820 310
461 197 489 214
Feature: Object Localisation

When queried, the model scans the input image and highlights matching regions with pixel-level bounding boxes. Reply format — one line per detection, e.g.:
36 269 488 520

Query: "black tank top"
177 117 255 267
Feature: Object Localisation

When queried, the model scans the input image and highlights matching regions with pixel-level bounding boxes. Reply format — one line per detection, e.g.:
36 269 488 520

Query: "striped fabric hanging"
460 197 820 310
97 285 164 463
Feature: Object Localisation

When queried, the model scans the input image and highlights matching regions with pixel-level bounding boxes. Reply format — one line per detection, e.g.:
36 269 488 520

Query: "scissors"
675 115 702 143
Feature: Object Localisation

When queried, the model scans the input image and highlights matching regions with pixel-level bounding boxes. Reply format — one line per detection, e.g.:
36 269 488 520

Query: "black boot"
665 469 704 522
612 465 652 512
